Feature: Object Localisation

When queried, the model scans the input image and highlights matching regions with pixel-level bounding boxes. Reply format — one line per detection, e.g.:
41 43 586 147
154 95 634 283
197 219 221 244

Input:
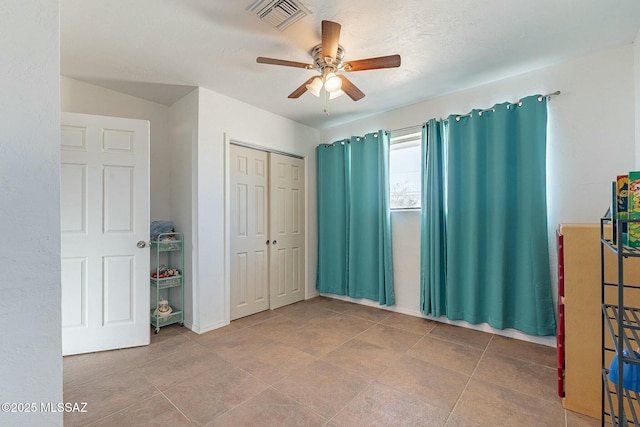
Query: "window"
389 131 421 209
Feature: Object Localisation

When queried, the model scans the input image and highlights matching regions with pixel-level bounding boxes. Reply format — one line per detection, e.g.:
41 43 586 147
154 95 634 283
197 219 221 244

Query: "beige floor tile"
566 410 601 427
137 344 233 390
429 323 493 350
247 314 309 342
63 296 569 426
205 388 327 427
378 354 469 410
473 352 557 402
91 394 191 427
357 324 424 352
307 296 355 313
296 295 328 306
63 349 135 389
283 304 338 324
152 322 185 334
407 335 484 376
444 413 484 427
340 303 393 323
164 366 269 425
205 326 276 363
304 312 376 336
63 367 158 426
231 310 282 328
273 359 370 418
276 323 353 357
331 381 450 427
322 338 403 380
381 311 437 335
118 332 192 367
272 299 307 314
486 335 556 368
185 323 244 346
230 340 317 385
452 379 565 427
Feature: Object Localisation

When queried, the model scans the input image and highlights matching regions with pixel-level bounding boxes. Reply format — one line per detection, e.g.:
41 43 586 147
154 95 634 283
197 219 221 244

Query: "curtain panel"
421 95 556 336
316 131 395 306
420 119 448 317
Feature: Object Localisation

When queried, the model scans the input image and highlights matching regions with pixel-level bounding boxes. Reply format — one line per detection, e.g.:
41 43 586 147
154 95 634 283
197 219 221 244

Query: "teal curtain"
445 95 556 336
316 141 349 296
420 119 447 317
316 131 395 305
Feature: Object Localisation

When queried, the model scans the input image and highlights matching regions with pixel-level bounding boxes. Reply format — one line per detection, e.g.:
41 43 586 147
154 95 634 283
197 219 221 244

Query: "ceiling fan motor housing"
311 44 345 75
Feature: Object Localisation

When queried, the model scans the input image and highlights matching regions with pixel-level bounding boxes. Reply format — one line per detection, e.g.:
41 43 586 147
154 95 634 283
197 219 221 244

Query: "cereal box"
627 172 640 247
618 175 629 245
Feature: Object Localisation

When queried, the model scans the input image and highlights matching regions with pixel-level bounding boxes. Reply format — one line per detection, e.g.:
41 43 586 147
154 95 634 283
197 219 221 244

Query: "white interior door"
269 153 305 309
230 144 270 320
60 112 150 356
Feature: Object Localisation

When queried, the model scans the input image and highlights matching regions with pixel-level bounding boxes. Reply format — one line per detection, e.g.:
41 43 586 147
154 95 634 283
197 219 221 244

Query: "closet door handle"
272 240 277 245
266 240 270 245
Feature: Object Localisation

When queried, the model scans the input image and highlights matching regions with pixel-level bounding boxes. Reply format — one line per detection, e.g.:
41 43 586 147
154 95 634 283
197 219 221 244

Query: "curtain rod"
447 90 561 121
389 124 423 134
390 91 561 131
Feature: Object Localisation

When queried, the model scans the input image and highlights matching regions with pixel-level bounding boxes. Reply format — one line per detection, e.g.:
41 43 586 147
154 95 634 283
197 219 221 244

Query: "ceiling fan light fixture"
306 77 322 97
324 72 342 93
329 89 345 99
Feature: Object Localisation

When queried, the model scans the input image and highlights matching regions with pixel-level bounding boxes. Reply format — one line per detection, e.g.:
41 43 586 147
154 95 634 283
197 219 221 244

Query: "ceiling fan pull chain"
323 89 330 116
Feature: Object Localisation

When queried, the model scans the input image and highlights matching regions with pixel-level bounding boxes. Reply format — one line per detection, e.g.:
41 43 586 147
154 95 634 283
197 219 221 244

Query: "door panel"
103 166 134 233
230 145 270 320
61 257 87 327
61 112 149 355
103 255 134 325
60 163 87 233
269 153 305 309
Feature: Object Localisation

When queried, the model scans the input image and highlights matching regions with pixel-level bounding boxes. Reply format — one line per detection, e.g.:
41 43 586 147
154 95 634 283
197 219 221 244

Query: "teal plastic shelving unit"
150 232 184 333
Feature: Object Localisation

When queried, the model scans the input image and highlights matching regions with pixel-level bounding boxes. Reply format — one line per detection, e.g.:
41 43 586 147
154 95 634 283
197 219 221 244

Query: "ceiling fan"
256 20 401 101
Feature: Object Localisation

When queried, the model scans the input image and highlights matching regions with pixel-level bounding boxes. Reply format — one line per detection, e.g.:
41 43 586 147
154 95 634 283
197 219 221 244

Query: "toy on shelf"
153 299 173 317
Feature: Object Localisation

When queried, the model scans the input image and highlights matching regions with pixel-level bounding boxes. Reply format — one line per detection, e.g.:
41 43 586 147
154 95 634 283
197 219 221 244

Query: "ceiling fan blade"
343 54 401 72
288 77 316 99
338 75 365 101
322 20 341 59
257 57 313 69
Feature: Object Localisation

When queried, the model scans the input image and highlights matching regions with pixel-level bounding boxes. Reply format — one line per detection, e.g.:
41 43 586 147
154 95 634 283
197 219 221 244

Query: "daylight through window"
389 131 421 209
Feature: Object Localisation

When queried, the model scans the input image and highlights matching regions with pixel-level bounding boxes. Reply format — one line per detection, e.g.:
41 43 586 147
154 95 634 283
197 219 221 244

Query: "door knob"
137 240 147 248
272 240 277 245
266 240 270 245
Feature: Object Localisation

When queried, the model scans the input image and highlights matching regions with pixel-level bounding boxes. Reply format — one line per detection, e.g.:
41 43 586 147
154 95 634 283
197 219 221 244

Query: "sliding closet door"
269 153 305 310
230 145 306 319
230 145 270 320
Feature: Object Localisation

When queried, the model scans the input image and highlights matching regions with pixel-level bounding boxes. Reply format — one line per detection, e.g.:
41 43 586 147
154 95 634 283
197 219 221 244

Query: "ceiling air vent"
247 0 311 31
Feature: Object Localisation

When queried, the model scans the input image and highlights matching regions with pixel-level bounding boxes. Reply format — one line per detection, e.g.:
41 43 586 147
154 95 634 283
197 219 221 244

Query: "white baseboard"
187 319 229 334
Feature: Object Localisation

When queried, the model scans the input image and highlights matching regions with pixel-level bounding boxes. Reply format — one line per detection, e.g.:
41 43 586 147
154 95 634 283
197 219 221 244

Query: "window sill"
390 208 421 212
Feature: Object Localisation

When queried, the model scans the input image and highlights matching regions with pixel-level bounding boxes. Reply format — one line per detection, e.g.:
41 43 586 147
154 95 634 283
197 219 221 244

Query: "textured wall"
0 1 63 425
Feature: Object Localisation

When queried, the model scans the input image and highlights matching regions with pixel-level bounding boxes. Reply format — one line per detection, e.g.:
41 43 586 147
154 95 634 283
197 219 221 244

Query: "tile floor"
63 296 600 426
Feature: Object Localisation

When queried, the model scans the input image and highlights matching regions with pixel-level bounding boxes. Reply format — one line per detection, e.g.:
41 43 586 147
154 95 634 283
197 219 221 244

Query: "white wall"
321 45 637 345
168 89 199 329
192 87 321 332
0 1 63 425
61 77 173 220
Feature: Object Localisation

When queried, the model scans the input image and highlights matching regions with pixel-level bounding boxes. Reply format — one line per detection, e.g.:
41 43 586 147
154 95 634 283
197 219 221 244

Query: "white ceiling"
61 0 640 129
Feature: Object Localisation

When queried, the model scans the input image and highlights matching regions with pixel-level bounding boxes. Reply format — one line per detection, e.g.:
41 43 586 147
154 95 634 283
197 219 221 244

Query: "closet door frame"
223 135 307 324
